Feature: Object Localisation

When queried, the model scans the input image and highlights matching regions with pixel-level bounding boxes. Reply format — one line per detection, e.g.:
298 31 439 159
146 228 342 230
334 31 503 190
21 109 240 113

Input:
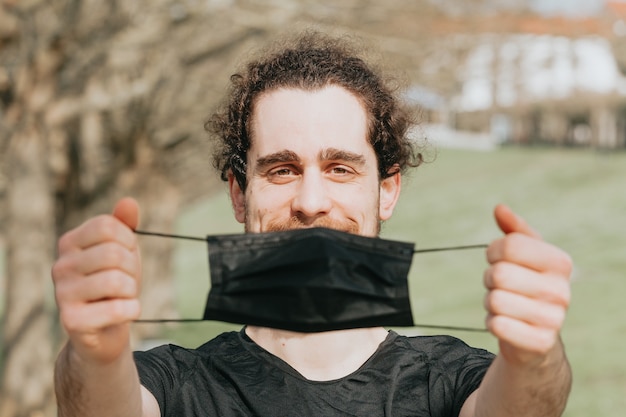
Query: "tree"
0 1 273 415
0 1 494 415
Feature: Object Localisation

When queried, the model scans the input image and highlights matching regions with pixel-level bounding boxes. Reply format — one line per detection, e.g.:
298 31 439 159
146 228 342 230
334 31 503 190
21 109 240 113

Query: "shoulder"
389 332 494 367
388 332 494 416
133 331 249 416
134 331 242 373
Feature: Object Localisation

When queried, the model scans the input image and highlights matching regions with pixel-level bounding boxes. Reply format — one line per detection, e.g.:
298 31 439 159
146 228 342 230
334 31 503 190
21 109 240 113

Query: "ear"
379 170 401 221
228 172 246 224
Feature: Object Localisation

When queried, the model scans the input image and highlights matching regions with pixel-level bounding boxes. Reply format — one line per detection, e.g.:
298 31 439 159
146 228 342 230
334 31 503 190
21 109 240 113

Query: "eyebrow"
319 148 366 166
255 150 301 173
254 147 366 173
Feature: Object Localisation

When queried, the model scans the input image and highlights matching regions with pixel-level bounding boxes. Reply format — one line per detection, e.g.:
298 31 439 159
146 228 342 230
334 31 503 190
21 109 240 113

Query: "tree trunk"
0 12 62 414
0 128 56 417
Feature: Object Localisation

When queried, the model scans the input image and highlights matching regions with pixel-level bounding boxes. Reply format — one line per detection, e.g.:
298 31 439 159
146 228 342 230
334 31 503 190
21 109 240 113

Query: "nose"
291 170 332 221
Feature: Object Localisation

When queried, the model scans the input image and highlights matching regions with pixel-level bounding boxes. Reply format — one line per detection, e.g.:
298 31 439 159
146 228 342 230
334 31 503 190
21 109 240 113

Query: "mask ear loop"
134 230 207 242
414 244 488 254
133 230 490 332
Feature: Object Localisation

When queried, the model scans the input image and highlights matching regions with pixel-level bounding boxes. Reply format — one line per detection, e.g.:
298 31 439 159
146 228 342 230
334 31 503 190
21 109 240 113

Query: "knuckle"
486 239 502 262
484 290 503 314
483 292 490 309
555 281 571 307
561 286 572 307
484 315 492 331
483 293 491 311
50 259 65 282
487 314 508 336
57 232 75 254
482 268 492 288
53 281 73 304
545 275 571 307
556 252 573 276
489 263 508 288
60 307 81 333
51 256 76 283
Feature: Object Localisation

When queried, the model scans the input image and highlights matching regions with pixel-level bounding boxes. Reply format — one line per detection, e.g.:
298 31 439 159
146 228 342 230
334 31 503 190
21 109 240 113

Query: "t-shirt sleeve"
134 345 197 417
424 336 495 417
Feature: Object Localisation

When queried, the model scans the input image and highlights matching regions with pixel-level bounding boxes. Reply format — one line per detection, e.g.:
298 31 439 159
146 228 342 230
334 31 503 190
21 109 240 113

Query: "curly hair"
206 31 423 191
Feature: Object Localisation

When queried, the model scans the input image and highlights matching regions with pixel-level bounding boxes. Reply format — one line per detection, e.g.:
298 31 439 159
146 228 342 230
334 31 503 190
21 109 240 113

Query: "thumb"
112 197 140 230
494 204 541 239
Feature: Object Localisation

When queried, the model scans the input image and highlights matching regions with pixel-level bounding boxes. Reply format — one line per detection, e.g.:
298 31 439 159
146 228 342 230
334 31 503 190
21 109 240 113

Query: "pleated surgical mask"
203 227 415 332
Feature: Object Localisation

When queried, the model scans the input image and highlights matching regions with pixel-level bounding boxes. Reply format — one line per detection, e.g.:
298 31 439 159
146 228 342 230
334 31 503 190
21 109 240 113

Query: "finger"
486 315 559 356
58 198 140 254
484 289 567 330
58 270 139 304
60 298 141 334
486 233 573 276
59 215 138 254
112 197 140 230
61 242 139 278
494 204 541 239
484 263 571 307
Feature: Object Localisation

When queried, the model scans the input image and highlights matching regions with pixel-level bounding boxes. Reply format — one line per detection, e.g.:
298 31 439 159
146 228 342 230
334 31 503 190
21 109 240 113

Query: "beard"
245 212 381 236
242 192 383 236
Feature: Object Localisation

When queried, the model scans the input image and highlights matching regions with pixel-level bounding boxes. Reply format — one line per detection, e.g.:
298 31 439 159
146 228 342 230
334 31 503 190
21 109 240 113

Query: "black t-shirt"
134 328 494 417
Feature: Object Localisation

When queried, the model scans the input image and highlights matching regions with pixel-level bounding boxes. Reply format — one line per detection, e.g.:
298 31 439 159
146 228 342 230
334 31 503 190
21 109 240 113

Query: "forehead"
249 86 372 158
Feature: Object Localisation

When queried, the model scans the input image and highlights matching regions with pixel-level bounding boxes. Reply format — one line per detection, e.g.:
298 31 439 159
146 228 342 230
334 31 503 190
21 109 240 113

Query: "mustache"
264 216 359 234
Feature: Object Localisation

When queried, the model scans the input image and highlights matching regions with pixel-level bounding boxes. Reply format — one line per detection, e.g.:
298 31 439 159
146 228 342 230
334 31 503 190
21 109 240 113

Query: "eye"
273 168 294 176
327 164 356 179
267 166 299 183
331 166 350 175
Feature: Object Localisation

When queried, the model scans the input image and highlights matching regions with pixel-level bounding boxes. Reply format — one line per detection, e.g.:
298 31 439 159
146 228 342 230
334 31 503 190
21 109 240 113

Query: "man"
52 32 572 416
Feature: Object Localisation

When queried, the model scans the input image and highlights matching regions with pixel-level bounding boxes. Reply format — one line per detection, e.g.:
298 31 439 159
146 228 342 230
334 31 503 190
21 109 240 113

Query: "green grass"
164 146 626 417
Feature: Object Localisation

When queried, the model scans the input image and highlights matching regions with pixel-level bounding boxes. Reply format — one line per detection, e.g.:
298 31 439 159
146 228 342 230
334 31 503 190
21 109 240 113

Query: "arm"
52 198 160 417
460 205 572 417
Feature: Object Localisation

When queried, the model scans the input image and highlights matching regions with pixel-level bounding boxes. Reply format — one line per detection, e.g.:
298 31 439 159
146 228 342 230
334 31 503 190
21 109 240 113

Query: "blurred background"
1 0 625 416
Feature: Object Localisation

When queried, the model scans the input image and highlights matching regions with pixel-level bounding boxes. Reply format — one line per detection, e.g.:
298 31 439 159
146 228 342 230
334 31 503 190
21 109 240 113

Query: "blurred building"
411 1 626 150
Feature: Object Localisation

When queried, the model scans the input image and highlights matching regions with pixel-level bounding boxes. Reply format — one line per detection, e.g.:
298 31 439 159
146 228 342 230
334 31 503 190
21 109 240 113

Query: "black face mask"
203 227 415 332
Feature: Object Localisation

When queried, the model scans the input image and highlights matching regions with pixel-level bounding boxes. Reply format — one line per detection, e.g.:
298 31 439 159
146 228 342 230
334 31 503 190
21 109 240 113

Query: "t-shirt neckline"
237 326 398 384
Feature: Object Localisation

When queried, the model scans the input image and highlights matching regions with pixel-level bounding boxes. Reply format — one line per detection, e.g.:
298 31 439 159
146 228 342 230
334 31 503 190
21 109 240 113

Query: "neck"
245 326 389 381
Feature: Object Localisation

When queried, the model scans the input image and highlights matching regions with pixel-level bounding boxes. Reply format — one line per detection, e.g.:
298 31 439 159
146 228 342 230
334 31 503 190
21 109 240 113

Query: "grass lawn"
159 146 625 417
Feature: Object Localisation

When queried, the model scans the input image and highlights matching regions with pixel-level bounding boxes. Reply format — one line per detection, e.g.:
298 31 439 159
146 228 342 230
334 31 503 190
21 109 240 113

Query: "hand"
483 204 572 367
52 198 142 364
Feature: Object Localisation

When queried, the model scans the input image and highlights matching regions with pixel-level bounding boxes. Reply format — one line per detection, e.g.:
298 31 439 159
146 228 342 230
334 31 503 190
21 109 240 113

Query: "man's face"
229 85 401 237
